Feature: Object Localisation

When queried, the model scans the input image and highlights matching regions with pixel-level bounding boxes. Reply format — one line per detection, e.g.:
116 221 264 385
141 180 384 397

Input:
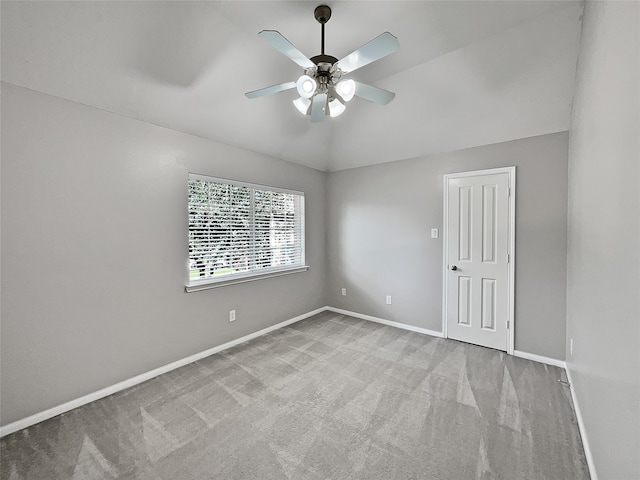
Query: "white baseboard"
324 306 445 338
326 310 567 370
0 304 581 447
513 350 567 369
565 366 598 480
0 307 326 438
513 352 596 478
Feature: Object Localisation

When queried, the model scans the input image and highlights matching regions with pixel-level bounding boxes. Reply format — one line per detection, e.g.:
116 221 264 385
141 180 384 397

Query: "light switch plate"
431 228 439 239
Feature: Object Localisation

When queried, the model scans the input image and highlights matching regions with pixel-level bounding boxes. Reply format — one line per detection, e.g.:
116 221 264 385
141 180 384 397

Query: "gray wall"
566 2 639 479
326 133 569 360
0 82 572 428
0 83 326 426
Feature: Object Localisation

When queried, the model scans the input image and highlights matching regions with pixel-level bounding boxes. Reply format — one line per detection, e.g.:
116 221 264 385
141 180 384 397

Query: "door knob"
450 265 458 271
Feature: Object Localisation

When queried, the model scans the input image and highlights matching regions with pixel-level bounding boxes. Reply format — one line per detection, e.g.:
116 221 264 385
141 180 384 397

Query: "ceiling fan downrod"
311 5 338 67
314 5 331 56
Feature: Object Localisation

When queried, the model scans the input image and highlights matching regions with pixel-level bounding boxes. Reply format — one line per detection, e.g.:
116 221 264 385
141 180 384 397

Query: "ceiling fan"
245 4 399 122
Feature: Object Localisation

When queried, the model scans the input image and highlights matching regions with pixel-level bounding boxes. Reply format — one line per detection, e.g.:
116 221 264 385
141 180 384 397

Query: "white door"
444 168 514 352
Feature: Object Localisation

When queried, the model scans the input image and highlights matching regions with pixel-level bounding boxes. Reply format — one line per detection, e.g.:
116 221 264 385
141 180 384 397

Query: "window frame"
186 173 308 292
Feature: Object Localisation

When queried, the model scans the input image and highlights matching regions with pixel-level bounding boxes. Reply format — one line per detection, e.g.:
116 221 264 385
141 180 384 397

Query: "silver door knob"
450 265 458 271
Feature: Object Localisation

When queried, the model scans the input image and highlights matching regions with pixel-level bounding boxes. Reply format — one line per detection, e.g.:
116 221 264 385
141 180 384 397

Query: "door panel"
459 186 472 261
482 184 497 263
481 278 496 330
458 276 471 326
446 172 510 351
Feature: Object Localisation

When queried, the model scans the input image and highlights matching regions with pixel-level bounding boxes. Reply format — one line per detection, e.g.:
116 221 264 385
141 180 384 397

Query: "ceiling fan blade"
258 30 315 69
353 81 396 105
335 32 399 74
245 81 296 99
310 92 327 123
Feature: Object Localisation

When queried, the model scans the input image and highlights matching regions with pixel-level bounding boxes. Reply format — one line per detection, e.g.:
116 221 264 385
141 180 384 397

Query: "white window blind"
187 174 305 288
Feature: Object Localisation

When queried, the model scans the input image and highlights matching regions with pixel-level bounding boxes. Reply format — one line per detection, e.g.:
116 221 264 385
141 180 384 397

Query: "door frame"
442 166 516 354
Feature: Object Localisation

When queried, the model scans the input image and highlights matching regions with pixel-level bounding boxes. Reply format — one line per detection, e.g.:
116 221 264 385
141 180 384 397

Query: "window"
187 174 306 291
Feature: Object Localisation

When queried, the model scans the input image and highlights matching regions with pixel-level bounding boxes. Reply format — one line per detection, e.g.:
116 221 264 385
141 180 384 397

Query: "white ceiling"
1 1 583 172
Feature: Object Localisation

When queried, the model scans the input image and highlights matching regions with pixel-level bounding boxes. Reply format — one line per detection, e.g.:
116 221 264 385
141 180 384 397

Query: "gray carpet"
1 311 589 479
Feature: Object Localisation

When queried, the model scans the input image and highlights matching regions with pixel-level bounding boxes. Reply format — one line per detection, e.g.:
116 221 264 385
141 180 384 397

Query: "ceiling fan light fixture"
296 74 317 98
293 97 311 115
335 79 356 102
328 98 346 117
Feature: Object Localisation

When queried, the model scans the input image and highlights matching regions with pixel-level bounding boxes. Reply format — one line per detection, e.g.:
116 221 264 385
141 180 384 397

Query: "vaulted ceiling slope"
1 1 583 172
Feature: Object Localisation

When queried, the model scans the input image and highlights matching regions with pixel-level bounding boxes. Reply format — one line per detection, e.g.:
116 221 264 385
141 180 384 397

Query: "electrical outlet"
570 338 573 356
229 310 236 322
341 288 347 296
386 295 392 305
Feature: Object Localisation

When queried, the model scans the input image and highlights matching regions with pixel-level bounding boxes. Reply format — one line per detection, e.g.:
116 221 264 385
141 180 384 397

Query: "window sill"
185 266 309 293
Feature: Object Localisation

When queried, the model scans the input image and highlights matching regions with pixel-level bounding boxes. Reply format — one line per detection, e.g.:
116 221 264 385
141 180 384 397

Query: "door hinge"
508 187 511 197
507 321 510 329
507 253 510 263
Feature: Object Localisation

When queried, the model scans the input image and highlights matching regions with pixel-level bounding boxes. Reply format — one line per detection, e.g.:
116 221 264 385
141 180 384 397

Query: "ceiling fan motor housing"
310 54 338 66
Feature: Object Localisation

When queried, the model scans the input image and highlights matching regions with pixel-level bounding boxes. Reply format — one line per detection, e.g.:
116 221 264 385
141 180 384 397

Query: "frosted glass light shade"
293 97 311 115
335 79 356 102
296 75 317 98
328 98 346 117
